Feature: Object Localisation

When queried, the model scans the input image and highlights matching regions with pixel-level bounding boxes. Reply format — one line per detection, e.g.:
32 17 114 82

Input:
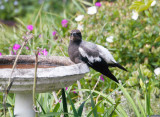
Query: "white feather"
79 47 101 63
97 45 117 64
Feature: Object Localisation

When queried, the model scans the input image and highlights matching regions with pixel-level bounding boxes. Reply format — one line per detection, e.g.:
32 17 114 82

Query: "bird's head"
70 29 82 42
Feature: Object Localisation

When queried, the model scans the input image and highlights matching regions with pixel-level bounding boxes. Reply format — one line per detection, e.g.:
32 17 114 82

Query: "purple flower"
52 31 56 36
95 2 101 7
65 87 68 90
27 25 33 31
61 19 68 27
59 100 61 103
100 74 104 81
42 49 48 56
0 52 2 56
39 34 41 38
13 44 21 51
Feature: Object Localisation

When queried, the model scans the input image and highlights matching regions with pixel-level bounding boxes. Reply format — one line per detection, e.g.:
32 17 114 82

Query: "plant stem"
33 50 39 117
3 40 28 117
145 82 151 116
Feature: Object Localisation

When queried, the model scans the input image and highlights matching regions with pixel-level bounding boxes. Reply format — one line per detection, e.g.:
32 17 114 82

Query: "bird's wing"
78 41 119 83
96 45 117 64
97 45 127 71
79 41 101 63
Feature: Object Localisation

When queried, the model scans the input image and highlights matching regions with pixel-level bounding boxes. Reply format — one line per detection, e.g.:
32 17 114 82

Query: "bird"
68 29 127 83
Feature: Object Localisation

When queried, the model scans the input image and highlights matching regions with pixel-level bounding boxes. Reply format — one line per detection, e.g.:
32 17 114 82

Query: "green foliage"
129 0 154 12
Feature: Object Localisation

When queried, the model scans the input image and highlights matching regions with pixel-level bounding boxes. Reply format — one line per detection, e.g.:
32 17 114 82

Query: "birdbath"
0 55 89 117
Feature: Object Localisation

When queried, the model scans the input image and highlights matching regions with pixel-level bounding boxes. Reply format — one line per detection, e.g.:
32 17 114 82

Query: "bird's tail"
115 63 127 71
100 67 119 83
89 63 119 83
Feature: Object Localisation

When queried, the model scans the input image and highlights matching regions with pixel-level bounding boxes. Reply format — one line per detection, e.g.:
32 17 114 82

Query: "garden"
0 0 160 117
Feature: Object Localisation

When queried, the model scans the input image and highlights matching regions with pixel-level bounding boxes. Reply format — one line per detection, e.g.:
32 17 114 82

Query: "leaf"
78 0 93 6
0 103 12 110
87 100 102 117
155 36 160 42
119 84 141 117
14 18 26 28
136 95 146 117
33 3 44 26
65 89 78 116
40 112 74 117
76 89 128 117
129 1 144 10
62 88 68 117
72 0 85 13
104 105 114 116
36 99 46 114
52 103 60 113
90 93 98 117
78 101 86 116
129 0 154 12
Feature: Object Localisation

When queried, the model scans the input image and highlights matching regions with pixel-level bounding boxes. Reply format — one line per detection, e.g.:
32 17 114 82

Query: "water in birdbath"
0 64 57 69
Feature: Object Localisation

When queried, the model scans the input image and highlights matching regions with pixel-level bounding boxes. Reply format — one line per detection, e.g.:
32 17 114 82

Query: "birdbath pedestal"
0 55 89 117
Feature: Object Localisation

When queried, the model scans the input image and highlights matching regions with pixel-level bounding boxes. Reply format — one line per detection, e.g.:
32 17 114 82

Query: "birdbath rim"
0 55 90 93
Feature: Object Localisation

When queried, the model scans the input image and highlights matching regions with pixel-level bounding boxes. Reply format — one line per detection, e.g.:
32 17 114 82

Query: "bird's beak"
73 32 77 36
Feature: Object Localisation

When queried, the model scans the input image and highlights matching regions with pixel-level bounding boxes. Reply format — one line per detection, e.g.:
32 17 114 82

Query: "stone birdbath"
0 55 89 117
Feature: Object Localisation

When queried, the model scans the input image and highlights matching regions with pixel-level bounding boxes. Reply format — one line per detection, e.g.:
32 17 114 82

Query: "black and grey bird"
68 29 127 83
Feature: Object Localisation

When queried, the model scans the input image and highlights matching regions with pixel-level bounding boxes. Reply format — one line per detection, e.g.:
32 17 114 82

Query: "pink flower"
100 74 104 81
13 44 21 51
38 52 41 55
27 25 33 31
0 52 2 56
11 51 16 55
26 46 29 50
73 89 76 94
38 49 48 56
59 100 61 103
61 19 68 27
42 49 48 56
65 87 68 90
95 2 101 7
52 31 56 36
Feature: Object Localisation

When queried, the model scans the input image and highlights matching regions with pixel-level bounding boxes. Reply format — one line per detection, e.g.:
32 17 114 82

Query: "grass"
0 0 160 116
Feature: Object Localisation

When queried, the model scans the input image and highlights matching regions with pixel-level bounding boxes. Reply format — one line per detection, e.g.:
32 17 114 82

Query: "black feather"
81 56 119 83
108 63 127 71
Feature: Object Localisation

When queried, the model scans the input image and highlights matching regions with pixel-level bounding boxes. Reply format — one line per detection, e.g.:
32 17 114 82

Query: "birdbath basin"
0 55 89 117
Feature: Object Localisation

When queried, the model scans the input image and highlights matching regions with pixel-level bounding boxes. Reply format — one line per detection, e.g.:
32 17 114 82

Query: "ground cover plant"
0 0 160 116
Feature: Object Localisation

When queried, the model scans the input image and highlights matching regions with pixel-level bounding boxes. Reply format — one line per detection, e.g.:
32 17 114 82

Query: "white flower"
154 67 160 76
75 15 84 22
87 6 97 15
14 9 19 13
14 1 18 5
151 0 156 6
0 5 5 10
106 36 114 43
105 43 108 46
77 24 84 31
132 11 139 20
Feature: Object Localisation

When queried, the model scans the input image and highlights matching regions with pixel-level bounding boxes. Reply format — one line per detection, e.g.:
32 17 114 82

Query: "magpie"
68 29 127 83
